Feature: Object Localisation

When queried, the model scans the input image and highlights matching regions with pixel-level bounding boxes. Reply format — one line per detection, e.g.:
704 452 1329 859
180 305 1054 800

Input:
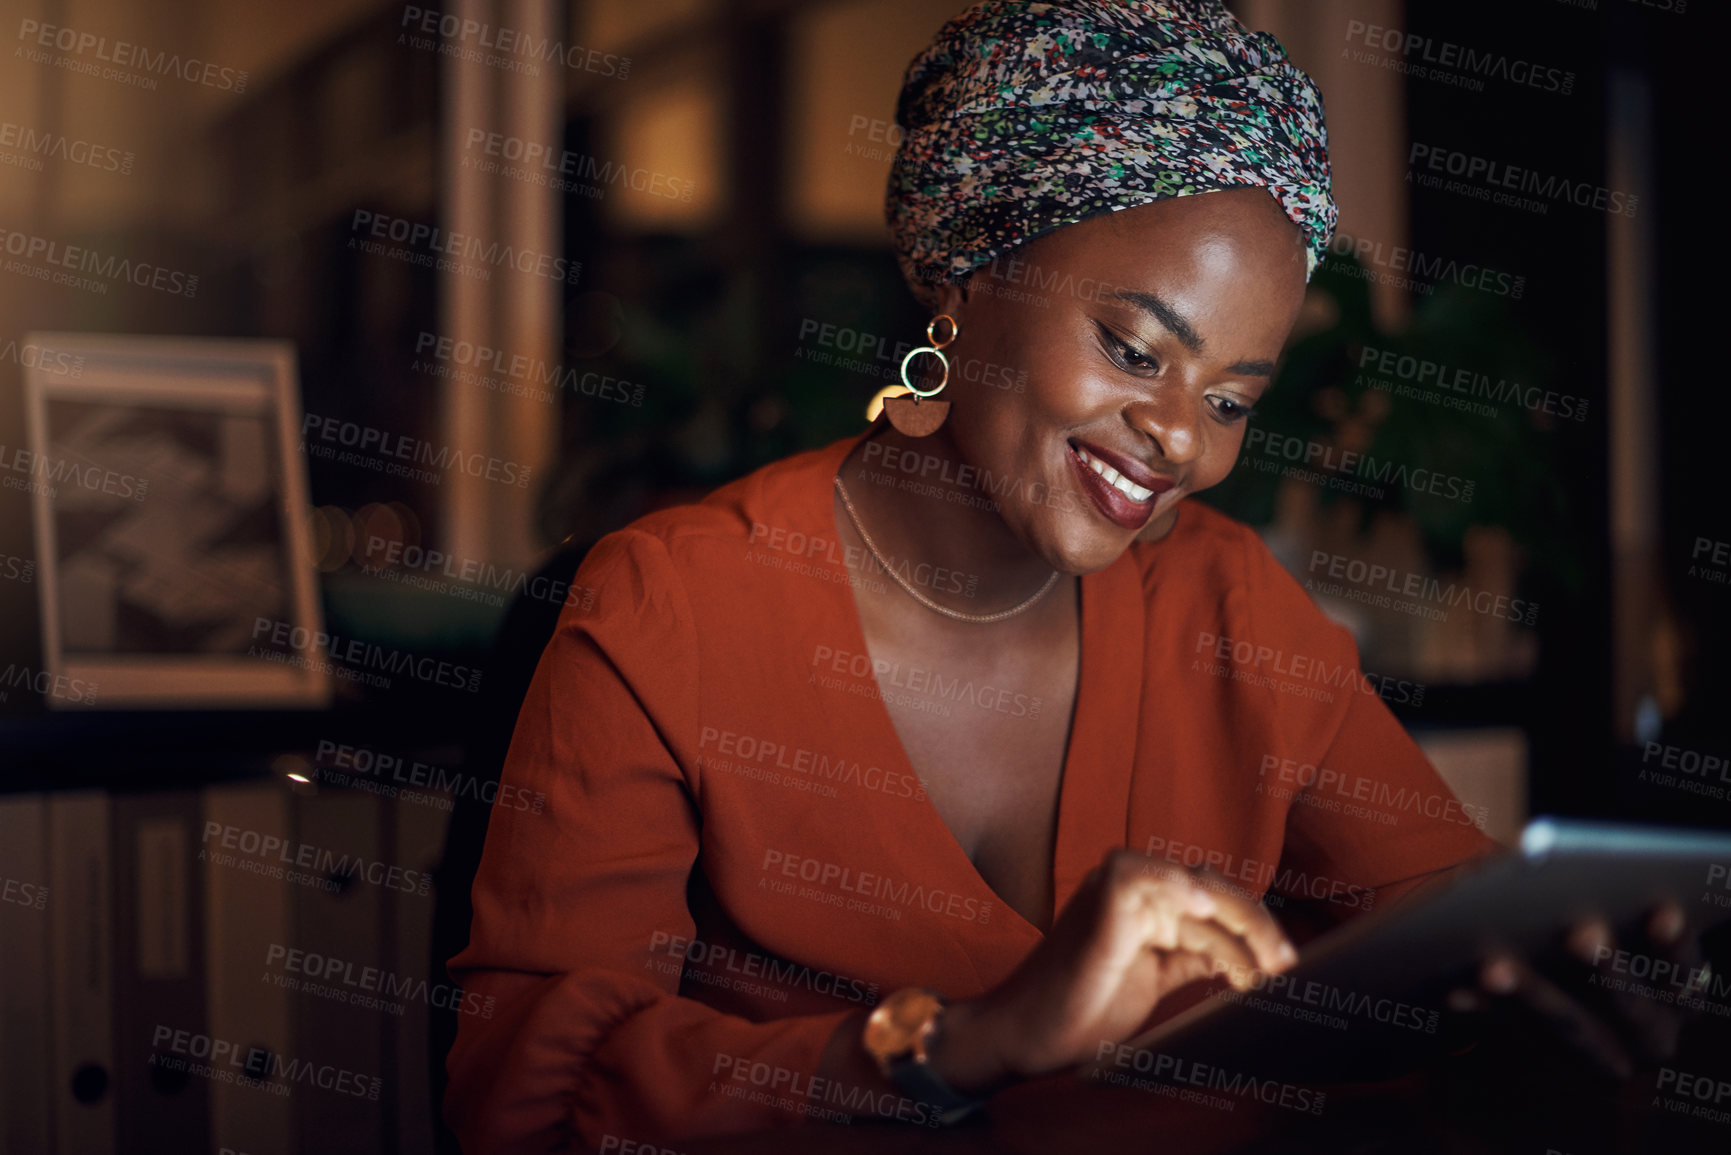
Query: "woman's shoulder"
1126 499 1277 584
626 437 846 546
575 436 855 593
1127 500 1353 651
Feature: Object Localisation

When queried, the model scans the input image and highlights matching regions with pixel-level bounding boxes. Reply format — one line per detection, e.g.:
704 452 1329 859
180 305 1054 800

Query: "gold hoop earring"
883 314 958 437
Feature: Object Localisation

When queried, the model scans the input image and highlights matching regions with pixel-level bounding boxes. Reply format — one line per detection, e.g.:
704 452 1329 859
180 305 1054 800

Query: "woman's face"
930 187 1308 575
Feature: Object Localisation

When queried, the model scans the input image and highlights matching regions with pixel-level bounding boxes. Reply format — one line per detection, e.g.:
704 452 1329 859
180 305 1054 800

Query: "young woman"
444 3 1677 1149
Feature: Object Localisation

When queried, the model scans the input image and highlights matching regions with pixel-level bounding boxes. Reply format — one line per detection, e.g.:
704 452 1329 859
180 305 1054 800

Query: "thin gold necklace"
833 475 1061 624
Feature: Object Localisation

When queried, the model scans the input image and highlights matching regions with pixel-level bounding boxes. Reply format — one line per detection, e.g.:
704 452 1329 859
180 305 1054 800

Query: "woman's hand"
1444 900 1699 1079
931 848 1297 1093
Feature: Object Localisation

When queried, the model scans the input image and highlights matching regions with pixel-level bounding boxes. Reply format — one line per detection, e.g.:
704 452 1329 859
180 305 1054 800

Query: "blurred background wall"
0 1 1721 1153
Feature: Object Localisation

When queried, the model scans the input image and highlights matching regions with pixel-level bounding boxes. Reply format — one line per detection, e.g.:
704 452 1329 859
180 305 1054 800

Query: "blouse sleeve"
1276 668 1501 921
443 528 854 1153
1239 534 1501 925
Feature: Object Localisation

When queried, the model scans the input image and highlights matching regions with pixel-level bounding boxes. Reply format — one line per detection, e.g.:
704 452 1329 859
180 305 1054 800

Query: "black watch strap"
884 1051 986 1125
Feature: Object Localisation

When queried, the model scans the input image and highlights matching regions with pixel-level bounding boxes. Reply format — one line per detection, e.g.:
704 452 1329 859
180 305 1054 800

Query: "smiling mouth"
1073 444 1158 503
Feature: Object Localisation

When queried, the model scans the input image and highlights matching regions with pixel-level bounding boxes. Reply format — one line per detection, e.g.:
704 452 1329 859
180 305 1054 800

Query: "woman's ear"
931 279 970 323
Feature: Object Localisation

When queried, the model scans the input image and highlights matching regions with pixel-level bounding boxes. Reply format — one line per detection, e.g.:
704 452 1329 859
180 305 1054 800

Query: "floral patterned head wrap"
886 0 1337 304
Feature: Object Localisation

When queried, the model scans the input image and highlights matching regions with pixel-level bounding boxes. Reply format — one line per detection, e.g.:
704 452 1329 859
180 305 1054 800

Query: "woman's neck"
838 423 1069 615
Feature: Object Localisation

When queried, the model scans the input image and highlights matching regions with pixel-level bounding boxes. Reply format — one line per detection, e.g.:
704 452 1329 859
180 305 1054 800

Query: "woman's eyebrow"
1228 358 1276 377
1110 289 1203 353
1109 288 1275 375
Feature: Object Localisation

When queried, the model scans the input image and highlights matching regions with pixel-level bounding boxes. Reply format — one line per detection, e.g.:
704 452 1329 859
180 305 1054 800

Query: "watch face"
864 988 944 1066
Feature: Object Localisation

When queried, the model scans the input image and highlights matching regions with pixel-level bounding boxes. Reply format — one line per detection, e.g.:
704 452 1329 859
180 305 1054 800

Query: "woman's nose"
1124 392 1203 466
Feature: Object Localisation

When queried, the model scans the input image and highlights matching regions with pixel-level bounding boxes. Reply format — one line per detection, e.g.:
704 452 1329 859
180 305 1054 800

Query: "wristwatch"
861 988 985 1125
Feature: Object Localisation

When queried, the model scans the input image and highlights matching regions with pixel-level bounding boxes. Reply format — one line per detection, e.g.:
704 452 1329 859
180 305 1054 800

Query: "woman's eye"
1098 325 1157 374
1208 395 1256 423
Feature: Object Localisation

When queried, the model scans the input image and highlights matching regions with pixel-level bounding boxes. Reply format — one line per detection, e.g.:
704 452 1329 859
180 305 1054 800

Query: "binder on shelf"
201 782 294 1155
393 793 456 1155
291 789 387 1155
49 791 117 1154
0 794 53 1155
113 791 209 1155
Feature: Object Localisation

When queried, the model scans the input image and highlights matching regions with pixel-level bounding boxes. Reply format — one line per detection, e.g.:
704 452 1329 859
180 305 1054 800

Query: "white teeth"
1077 446 1155 504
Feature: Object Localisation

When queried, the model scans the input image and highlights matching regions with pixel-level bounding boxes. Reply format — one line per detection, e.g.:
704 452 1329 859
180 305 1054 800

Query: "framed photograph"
21 333 328 708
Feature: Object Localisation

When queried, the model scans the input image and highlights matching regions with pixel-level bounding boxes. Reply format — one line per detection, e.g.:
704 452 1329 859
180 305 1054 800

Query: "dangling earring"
882 314 958 437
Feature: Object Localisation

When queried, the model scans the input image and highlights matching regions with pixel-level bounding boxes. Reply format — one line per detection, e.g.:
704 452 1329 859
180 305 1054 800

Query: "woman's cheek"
1034 369 1114 423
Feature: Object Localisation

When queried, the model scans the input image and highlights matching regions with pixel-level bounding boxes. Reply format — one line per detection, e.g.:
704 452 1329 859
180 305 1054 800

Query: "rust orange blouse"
445 425 1496 1152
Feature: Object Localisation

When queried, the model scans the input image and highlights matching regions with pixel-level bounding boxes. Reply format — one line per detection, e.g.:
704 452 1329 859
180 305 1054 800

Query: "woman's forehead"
1015 194 1307 285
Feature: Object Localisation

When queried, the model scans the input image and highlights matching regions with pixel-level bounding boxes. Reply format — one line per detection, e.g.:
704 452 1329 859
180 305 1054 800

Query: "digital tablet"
1086 817 1731 1087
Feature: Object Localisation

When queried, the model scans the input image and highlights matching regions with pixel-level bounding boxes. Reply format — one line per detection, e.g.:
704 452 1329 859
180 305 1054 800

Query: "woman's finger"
1648 901 1687 947
1169 914 1261 989
1155 949 1227 994
1122 855 1217 918
1117 866 1213 950
1181 875 1296 974
1559 905 1693 1063
1107 852 1295 978
1478 954 1633 1080
1565 917 1613 965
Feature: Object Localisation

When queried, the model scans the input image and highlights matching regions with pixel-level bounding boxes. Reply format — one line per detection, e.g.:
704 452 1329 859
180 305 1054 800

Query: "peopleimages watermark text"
249 616 483 693
412 330 642 406
150 1025 378 1100
201 819 432 896
16 19 249 91
349 210 580 285
398 6 629 78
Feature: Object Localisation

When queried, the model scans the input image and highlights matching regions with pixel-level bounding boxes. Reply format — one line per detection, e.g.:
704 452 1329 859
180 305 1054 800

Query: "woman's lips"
1067 440 1174 531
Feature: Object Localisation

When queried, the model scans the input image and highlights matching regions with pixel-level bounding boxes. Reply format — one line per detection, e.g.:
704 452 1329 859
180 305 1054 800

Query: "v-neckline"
815 424 1146 942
